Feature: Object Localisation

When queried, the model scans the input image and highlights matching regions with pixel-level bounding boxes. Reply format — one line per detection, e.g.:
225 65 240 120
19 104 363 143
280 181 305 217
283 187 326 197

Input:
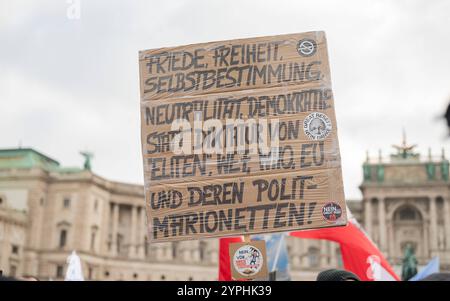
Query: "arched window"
59 229 67 248
307 247 320 268
395 206 421 221
63 197 71 209
56 221 70 249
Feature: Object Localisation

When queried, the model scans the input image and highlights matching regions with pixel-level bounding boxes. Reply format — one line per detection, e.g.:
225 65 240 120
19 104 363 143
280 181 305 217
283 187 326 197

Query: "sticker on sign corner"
322 202 343 223
303 112 332 140
297 39 317 57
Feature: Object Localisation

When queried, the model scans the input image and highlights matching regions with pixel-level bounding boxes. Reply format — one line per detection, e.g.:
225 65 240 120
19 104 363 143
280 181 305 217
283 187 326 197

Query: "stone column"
330 244 337 267
129 205 138 258
320 240 328 267
429 197 438 254
364 198 372 237
111 203 119 256
444 198 450 250
138 207 146 258
183 243 191 262
378 198 387 253
424 223 430 258
387 219 395 261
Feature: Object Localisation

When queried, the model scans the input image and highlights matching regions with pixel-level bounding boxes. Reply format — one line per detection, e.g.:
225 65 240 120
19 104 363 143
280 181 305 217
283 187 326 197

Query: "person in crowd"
316 269 360 281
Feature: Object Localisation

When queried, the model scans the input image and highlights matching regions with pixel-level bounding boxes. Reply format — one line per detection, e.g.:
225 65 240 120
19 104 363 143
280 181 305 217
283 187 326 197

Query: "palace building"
360 135 450 270
0 139 448 280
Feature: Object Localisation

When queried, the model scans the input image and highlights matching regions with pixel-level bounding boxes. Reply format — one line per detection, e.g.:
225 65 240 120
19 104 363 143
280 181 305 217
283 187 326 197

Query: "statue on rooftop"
80 151 94 171
392 129 419 160
392 129 417 159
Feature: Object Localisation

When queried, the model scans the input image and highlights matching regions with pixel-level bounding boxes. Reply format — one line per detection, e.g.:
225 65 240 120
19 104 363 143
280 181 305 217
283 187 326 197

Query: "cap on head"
316 269 360 281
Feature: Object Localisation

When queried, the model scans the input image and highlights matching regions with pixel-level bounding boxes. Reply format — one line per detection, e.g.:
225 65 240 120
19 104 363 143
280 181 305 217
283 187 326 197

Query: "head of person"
19 275 39 281
316 269 360 281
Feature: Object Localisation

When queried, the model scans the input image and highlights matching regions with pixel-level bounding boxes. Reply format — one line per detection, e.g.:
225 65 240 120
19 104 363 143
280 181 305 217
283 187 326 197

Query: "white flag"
65 251 84 281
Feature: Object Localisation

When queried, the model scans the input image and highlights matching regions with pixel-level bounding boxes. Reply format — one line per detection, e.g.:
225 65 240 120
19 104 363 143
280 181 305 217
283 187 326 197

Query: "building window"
144 236 149 257
199 241 207 261
396 207 421 221
117 234 123 254
94 199 98 211
107 234 112 251
336 247 343 268
307 247 320 268
172 242 179 259
56 265 64 278
63 198 71 209
59 229 67 248
90 228 97 252
11 245 19 255
90 232 96 251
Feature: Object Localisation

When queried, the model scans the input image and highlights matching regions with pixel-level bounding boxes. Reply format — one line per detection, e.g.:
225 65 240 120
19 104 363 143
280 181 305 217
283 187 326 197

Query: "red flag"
290 217 399 281
218 236 244 281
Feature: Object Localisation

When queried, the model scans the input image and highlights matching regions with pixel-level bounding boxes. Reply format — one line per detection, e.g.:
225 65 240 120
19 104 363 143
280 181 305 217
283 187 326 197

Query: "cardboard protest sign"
229 240 268 280
139 31 347 243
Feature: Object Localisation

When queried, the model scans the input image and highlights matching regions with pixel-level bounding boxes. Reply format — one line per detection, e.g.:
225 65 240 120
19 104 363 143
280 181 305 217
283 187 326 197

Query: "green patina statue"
80 151 94 171
442 161 449 181
426 163 436 180
376 165 384 182
363 164 371 181
401 244 418 281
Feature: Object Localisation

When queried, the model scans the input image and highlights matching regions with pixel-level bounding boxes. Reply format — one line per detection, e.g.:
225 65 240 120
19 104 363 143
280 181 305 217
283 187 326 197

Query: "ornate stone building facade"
0 148 344 280
361 137 450 270
0 142 448 281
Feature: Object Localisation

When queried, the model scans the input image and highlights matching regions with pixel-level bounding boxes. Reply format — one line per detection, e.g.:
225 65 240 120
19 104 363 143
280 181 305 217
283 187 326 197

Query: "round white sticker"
297 39 317 57
232 244 264 277
303 112 332 140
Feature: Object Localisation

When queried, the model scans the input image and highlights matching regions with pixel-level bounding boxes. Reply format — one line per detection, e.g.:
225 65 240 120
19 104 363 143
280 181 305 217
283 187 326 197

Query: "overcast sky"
1 0 449 199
